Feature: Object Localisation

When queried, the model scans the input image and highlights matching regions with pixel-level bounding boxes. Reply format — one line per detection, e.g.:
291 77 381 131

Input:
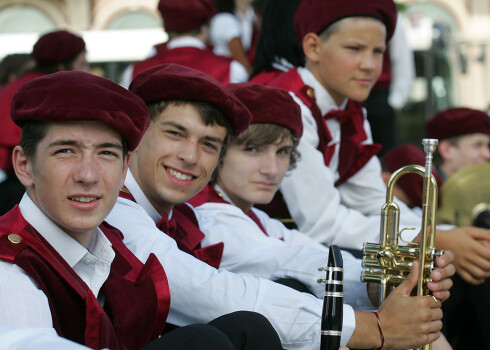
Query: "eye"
203 141 219 152
243 146 260 153
346 46 360 52
100 150 120 158
165 129 183 138
54 148 73 155
278 147 292 155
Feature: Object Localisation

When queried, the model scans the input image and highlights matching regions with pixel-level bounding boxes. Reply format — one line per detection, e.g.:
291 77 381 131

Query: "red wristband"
374 312 384 350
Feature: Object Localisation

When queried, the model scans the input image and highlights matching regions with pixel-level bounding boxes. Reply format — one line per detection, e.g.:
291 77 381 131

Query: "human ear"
12 146 34 188
438 140 453 161
303 33 321 64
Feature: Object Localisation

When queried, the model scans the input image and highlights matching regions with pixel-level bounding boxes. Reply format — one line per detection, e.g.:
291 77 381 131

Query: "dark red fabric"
249 69 283 85
293 0 398 42
130 62 251 136
133 44 232 84
119 188 223 269
228 82 303 137
383 144 443 208
157 0 216 32
426 107 490 140
32 30 85 64
0 71 44 172
189 184 269 236
0 206 170 350
268 67 381 186
10 71 149 151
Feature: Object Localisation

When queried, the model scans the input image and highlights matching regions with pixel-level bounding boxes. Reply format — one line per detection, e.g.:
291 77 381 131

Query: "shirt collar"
167 36 207 50
18 193 107 267
297 67 348 115
124 169 173 223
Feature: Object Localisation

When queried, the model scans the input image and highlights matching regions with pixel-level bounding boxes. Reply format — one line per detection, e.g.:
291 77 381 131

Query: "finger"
396 260 419 296
466 226 490 241
457 269 485 285
430 263 455 282
431 290 450 303
428 296 442 310
427 277 453 294
458 259 489 280
426 331 442 348
435 250 454 268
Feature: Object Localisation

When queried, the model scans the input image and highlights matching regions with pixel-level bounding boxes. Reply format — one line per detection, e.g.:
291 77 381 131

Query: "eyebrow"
161 121 225 145
48 140 123 150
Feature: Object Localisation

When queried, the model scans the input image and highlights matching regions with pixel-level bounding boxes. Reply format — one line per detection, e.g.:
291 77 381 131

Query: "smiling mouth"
166 167 194 181
69 196 99 203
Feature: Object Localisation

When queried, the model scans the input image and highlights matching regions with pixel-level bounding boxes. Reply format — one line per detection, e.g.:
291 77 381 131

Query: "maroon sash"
189 184 269 236
0 206 170 350
119 188 223 269
268 68 381 186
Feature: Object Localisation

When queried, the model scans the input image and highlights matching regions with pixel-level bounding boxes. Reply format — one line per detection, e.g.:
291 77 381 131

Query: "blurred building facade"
0 0 490 118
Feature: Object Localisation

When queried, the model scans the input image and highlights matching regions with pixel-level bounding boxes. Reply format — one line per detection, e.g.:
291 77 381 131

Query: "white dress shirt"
280 67 421 249
193 184 373 309
0 194 114 348
119 36 248 89
104 170 357 349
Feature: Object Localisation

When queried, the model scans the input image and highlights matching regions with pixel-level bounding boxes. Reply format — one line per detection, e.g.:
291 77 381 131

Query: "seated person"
107 65 454 349
426 107 490 180
0 71 282 350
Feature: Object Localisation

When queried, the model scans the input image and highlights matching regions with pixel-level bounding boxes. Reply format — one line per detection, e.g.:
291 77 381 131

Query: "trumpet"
361 139 444 350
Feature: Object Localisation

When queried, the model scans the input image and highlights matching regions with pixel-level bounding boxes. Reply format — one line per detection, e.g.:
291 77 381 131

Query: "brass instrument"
438 162 490 228
362 139 444 350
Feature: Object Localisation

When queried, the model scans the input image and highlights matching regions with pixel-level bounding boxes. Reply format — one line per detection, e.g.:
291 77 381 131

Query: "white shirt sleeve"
195 203 372 309
281 96 420 250
209 13 242 57
106 197 357 348
0 261 53 328
0 324 94 350
230 60 249 83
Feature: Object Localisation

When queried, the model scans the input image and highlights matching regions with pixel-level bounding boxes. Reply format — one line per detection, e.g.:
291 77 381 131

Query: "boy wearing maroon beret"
426 107 490 180
0 30 89 216
120 0 248 88
255 0 490 292
0 70 283 350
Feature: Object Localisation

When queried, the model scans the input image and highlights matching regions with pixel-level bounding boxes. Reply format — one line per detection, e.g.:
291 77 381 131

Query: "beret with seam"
10 71 149 151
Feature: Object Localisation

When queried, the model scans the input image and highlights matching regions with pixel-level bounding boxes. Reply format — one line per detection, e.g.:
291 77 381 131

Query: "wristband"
374 311 384 350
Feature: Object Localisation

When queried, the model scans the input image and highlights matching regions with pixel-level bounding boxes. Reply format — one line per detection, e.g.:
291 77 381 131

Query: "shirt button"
84 257 92 265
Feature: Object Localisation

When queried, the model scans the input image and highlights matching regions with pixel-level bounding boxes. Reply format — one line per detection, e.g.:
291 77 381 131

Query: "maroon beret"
158 0 216 32
294 0 397 42
32 30 86 65
129 63 251 136
11 71 149 151
227 82 303 138
384 144 442 208
426 107 490 140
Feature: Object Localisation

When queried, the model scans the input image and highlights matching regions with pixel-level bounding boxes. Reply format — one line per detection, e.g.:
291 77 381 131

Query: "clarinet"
318 245 343 350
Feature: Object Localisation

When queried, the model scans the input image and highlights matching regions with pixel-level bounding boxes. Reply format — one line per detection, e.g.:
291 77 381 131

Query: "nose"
360 52 378 71
73 155 99 185
177 140 199 165
259 153 279 178
482 144 490 161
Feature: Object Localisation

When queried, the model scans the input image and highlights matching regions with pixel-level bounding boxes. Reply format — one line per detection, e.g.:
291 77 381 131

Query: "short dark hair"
147 99 233 155
19 120 129 164
251 0 305 78
433 135 463 167
212 123 300 183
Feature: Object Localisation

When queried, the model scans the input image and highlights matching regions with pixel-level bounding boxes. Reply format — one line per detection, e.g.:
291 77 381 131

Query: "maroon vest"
0 206 170 350
119 189 224 269
132 44 233 85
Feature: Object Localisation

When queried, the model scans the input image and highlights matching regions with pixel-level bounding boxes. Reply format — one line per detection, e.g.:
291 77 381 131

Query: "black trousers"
141 311 284 350
364 88 396 157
